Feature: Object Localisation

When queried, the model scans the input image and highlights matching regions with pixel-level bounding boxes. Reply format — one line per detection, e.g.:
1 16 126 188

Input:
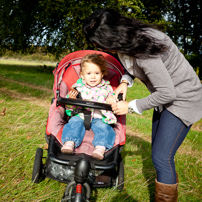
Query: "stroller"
32 50 126 202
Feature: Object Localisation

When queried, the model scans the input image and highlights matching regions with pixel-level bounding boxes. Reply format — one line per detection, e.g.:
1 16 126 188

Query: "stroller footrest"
49 153 116 170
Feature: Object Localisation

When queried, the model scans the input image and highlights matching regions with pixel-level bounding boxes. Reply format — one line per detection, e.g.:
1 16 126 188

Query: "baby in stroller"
61 53 117 160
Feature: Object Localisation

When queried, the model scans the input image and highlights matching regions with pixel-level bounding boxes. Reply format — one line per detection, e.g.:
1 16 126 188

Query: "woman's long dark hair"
83 9 168 59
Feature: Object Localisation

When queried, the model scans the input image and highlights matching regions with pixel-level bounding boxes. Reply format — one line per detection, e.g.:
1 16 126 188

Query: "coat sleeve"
136 57 176 113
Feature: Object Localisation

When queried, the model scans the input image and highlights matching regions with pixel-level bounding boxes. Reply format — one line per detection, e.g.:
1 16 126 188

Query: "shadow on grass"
110 192 138 202
90 134 155 202
90 188 138 202
121 134 156 202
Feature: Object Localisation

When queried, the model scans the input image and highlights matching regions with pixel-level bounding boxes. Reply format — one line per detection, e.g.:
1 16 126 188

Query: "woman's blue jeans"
152 108 191 184
61 116 116 150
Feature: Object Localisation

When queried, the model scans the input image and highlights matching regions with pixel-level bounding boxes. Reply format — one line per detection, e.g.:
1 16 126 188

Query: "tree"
0 0 39 51
140 0 171 23
165 0 202 79
0 0 145 56
35 0 145 54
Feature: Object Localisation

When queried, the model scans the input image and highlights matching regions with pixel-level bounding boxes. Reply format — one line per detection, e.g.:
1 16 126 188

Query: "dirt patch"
0 58 56 66
0 88 50 109
191 123 202 132
126 128 151 143
0 77 53 93
126 128 201 158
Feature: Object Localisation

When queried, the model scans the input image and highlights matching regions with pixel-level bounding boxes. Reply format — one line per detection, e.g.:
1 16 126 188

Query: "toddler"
61 53 117 160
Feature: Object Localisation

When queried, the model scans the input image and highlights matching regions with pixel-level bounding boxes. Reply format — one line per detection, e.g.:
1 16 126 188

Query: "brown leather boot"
155 179 178 202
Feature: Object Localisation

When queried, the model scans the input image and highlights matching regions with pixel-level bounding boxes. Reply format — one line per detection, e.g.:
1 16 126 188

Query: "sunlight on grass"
0 58 56 66
0 64 54 89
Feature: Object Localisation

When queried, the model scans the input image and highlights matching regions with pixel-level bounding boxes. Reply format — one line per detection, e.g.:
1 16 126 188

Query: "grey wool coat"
118 28 202 127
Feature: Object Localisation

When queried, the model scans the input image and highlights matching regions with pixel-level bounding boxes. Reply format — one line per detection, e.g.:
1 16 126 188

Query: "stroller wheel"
62 182 91 202
115 157 124 191
32 148 44 183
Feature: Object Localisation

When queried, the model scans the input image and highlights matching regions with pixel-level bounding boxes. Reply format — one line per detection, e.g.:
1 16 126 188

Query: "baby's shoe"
92 146 105 160
61 141 74 154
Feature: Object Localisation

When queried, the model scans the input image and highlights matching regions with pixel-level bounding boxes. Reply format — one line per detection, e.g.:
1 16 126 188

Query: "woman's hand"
114 82 128 101
112 101 129 115
106 95 116 105
68 88 78 99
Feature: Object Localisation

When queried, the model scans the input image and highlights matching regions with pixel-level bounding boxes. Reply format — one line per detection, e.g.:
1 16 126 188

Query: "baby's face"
80 62 103 87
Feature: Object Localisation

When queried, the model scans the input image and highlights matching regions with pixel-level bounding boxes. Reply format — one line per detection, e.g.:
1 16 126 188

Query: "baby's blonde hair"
80 53 108 76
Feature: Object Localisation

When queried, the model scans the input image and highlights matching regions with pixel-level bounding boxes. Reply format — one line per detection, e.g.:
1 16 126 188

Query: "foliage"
0 0 39 51
0 46 65 63
140 0 171 24
165 0 202 78
165 0 202 54
0 0 145 55
185 53 202 79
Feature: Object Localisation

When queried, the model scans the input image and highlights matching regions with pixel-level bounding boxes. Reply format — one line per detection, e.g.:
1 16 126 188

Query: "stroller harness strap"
71 108 91 130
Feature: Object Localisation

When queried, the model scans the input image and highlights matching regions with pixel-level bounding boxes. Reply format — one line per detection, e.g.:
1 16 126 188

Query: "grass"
0 59 201 202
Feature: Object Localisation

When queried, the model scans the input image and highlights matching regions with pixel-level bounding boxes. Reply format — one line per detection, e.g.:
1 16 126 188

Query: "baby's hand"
106 95 116 105
68 88 78 99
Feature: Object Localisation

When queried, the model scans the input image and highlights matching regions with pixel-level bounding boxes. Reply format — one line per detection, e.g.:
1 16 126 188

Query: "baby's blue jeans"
62 116 116 150
152 108 191 184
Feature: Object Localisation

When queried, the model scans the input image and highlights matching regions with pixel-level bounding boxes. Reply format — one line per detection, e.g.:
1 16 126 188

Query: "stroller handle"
58 97 112 111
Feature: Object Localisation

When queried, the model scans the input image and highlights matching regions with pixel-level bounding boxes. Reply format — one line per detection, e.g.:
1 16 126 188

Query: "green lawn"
0 60 201 201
